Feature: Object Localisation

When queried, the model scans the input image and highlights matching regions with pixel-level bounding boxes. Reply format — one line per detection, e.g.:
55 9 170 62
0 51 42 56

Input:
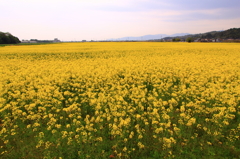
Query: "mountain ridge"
107 33 190 41
162 28 240 41
107 28 240 41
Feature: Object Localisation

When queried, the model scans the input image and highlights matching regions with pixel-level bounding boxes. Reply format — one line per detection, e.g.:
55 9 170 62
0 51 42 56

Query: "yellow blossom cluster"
0 42 239 158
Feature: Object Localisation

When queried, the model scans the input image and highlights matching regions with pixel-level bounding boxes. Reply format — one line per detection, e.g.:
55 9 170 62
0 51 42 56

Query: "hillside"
0 32 20 44
162 28 240 41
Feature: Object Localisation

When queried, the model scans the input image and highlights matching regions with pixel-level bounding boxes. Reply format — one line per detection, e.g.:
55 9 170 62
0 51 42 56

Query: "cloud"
1 0 240 40
159 8 240 22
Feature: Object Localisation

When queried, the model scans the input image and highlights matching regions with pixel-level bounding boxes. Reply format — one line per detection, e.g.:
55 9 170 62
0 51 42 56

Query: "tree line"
172 37 193 42
0 32 20 44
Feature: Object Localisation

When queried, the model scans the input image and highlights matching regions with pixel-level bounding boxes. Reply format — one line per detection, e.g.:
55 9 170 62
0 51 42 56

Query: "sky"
1 0 240 41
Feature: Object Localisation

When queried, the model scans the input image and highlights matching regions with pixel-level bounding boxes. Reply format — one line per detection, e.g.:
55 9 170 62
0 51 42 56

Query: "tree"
0 34 3 44
205 33 213 38
0 32 20 44
186 37 193 43
1 34 10 44
172 38 180 42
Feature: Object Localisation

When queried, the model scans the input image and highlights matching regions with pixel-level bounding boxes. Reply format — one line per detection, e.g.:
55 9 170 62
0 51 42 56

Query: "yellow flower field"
0 42 240 158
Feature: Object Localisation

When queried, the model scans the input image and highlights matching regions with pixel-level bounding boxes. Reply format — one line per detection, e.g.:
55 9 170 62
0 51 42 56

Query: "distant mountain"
162 28 240 41
108 28 240 42
107 33 190 41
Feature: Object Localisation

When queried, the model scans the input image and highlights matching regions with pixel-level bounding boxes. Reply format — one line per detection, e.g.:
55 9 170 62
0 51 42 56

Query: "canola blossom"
0 42 240 158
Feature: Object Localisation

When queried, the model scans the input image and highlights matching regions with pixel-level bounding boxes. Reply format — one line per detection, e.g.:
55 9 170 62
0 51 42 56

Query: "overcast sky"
1 0 240 41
